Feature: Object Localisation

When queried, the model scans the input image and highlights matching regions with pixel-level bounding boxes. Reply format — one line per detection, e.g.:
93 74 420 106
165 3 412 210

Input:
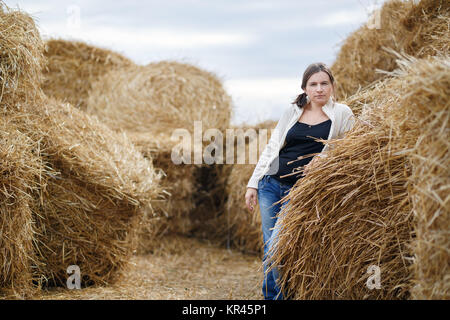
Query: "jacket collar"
322 97 335 122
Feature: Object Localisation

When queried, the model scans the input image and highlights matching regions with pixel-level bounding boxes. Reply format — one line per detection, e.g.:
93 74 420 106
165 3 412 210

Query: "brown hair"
292 62 335 108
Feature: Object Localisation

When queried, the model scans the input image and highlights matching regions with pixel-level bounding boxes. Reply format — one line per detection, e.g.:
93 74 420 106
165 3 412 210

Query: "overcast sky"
5 0 385 125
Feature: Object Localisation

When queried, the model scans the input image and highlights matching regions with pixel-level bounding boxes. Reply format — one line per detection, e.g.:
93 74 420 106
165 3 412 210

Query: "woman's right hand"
245 187 258 212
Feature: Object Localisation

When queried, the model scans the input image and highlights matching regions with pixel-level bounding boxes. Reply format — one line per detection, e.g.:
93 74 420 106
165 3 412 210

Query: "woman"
244 62 355 300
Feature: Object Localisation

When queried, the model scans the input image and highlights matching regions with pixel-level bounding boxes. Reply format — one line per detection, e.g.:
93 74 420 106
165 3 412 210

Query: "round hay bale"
331 0 449 100
19 98 163 287
42 39 134 110
269 55 449 299
270 119 415 299
0 3 45 110
86 60 232 134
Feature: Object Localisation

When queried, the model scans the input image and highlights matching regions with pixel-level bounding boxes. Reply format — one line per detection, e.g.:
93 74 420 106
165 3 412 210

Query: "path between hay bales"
39 236 262 300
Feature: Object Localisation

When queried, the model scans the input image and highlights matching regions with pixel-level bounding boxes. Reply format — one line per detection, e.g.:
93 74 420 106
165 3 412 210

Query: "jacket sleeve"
246 107 292 189
338 104 356 138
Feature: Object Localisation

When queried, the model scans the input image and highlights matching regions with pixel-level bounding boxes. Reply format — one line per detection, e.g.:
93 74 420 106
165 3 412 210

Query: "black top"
269 119 331 185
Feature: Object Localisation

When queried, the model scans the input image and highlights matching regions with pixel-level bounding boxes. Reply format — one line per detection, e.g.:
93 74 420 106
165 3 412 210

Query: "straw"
42 39 133 110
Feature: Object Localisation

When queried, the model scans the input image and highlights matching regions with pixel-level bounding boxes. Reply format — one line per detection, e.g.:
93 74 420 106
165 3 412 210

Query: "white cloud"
270 8 369 31
318 9 368 27
225 77 299 99
4 1 53 14
224 77 300 125
39 23 255 49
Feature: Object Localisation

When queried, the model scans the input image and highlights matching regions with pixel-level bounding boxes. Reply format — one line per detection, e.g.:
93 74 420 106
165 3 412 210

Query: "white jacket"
247 98 355 189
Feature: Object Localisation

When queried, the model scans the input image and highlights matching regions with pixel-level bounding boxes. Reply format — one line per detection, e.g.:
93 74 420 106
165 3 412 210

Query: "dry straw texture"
269 55 449 299
37 235 262 300
0 117 42 298
19 98 162 287
0 3 45 109
87 61 232 134
42 39 134 110
0 3 43 298
186 163 230 241
401 0 450 58
269 118 415 299
331 0 449 99
86 61 233 249
129 131 197 253
392 57 449 299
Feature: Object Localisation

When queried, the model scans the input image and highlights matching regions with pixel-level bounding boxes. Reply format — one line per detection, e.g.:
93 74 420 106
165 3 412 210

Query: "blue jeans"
258 175 293 300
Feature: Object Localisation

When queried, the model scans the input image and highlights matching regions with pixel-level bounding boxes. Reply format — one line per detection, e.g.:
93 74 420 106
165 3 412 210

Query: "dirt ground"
38 236 263 300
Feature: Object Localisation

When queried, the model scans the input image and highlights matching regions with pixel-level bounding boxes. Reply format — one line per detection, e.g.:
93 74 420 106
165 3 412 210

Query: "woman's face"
304 71 333 107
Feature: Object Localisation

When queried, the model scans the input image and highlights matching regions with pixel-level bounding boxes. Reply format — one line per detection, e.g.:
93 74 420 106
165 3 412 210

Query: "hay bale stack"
0 118 42 298
331 0 449 99
1 3 162 293
42 39 134 110
269 56 449 299
18 98 162 287
86 61 232 248
0 3 45 109
145 119 276 252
